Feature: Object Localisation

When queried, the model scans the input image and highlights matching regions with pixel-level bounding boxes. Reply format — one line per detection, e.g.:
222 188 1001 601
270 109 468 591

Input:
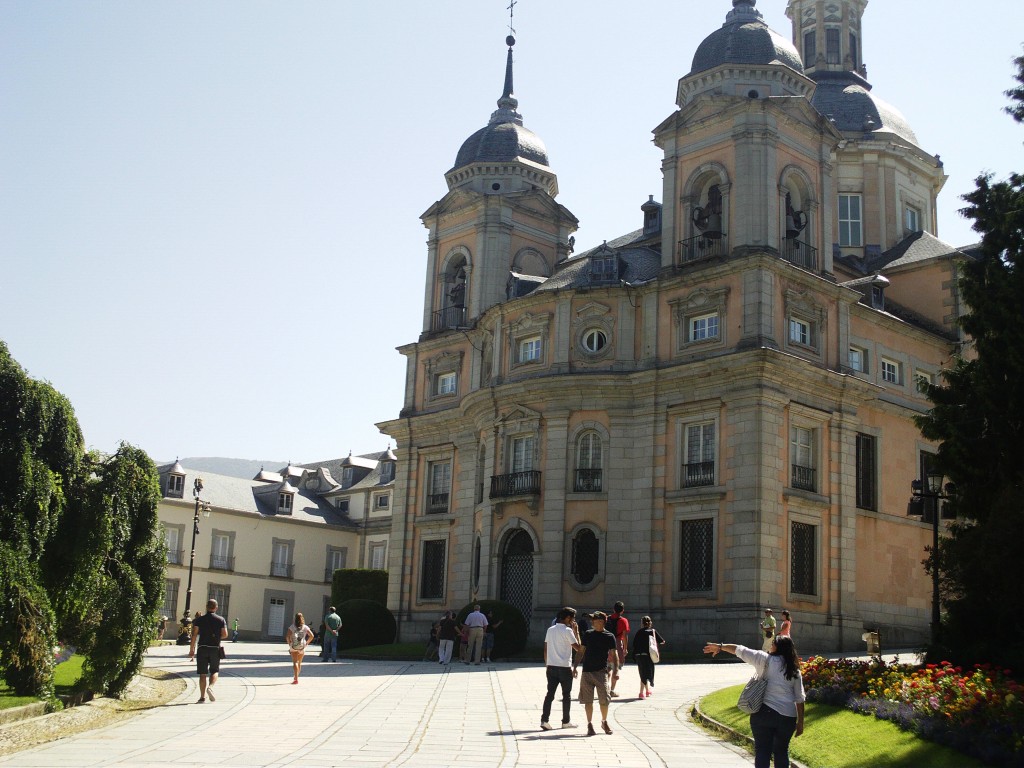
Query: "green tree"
916 52 1024 669
0 340 83 697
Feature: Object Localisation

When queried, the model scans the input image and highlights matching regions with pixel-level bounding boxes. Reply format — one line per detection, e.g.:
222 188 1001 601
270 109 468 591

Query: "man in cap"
577 611 618 736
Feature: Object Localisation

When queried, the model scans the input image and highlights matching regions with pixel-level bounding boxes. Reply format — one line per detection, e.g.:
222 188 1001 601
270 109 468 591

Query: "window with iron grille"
684 422 716 487
420 539 446 600
161 579 179 617
208 583 230 621
791 426 816 491
791 522 817 595
571 528 600 586
679 518 713 592
856 434 877 511
575 432 603 492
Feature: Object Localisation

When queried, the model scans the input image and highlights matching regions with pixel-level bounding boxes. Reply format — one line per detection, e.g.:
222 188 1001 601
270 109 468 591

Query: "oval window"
583 328 607 353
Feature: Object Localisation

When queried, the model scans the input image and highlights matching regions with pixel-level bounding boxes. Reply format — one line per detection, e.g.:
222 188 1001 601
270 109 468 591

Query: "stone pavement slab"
0 643 757 767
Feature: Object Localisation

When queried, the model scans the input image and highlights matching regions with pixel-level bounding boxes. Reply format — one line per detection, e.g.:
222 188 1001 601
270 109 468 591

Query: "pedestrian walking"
631 616 666 699
540 607 582 731
188 598 228 704
579 611 618 736
322 606 342 662
286 612 315 684
608 601 630 697
703 636 805 768
437 610 459 665
760 608 777 651
463 604 488 665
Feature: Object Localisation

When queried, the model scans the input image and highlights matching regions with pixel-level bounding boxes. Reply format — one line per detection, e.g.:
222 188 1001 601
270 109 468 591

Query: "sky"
2 1 1022 465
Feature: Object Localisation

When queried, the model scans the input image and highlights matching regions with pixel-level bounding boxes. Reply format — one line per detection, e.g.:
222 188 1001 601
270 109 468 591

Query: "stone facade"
378 0 970 652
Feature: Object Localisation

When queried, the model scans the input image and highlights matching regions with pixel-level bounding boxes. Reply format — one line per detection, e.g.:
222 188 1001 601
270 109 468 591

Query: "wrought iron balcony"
791 464 817 492
574 468 603 493
682 461 716 488
490 470 542 499
678 234 728 265
427 493 450 514
780 238 818 271
209 555 235 571
270 561 294 578
166 549 184 566
430 305 467 332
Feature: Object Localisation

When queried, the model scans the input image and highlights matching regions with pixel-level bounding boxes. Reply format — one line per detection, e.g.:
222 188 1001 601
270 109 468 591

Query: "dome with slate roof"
810 72 918 146
691 0 804 76
452 35 550 171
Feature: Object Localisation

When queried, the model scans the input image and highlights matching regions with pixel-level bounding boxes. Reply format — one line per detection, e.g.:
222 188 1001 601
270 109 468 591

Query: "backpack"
608 614 622 637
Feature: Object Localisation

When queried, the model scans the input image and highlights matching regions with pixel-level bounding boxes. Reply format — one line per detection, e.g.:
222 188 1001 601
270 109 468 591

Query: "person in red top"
608 601 629 697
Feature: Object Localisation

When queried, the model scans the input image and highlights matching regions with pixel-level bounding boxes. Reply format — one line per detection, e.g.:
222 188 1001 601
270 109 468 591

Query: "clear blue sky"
2 1 1022 464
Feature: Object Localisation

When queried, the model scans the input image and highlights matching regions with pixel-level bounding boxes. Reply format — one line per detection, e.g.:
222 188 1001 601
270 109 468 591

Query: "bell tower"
419 35 577 337
786 0 869 76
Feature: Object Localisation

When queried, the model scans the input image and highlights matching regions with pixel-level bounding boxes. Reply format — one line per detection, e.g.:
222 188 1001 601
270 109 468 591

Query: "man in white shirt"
540 607 583 730
463 604 489 665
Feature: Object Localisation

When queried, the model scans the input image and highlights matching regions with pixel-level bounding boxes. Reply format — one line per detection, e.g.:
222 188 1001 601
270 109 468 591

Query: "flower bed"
803 656 1024 766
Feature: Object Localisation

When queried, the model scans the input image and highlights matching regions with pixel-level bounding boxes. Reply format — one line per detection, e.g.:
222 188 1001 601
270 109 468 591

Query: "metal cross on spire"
507 0 517 38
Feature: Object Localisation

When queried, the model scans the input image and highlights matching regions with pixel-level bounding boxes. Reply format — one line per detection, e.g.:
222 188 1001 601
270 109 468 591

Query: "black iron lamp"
176 478 212 645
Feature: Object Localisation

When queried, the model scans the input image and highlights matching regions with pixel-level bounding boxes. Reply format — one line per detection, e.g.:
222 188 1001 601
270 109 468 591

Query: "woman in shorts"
286 612 315 684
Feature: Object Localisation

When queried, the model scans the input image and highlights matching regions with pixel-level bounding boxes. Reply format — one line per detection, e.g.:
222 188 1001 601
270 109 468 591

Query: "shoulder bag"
736 654 769 714
648 632 660 664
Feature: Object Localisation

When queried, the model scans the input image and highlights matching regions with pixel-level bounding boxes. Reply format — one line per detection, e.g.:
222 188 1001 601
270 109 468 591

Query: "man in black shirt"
577 611 618 736
189 598 228 703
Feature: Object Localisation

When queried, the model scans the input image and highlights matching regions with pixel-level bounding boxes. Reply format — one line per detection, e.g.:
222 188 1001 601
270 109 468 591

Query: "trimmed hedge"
331 569 387 607
456 600 528 659
337 599 397 650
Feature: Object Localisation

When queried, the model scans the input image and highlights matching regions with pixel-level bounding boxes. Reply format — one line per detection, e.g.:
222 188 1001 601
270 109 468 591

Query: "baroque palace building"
379 0 971 650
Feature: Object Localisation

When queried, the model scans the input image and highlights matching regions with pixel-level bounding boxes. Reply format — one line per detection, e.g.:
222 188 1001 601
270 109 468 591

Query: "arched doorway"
500 529 534 625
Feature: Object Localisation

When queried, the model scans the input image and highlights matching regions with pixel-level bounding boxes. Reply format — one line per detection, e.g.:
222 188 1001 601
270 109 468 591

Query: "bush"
337 599 397 650
456 600 528 660
332 569 387 606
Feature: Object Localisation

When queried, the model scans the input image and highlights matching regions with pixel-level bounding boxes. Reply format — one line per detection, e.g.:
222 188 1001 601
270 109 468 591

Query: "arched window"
571 528 600 586
574 432 603 492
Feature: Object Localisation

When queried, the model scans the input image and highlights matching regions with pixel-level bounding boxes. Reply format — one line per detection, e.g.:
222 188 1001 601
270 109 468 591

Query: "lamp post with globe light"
910 470 955 649
176 477 211 645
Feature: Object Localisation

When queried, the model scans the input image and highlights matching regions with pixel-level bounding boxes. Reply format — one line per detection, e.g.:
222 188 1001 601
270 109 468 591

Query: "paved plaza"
1 641 761 768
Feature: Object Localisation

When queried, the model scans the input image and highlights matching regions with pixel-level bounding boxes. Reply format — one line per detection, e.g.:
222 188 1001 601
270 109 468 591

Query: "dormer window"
167 473 184 498
341 467 354 488
870 285 885 310
380 462 395 483
590 253 618 285
278 493 294 514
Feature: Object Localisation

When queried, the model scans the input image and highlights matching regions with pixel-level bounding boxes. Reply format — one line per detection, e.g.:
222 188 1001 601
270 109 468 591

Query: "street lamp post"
910 471 953 649
176 477 211 645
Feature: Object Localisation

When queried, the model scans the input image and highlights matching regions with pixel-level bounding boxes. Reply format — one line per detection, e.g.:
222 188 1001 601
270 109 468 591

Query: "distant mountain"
172 457 287 480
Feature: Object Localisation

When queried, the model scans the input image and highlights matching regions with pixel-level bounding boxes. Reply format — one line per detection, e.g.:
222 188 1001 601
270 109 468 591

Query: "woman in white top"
704 636 805 768
286 612 315 684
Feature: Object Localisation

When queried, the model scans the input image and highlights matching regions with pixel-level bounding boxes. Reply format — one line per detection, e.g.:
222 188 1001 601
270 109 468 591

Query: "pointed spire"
489 35 523 126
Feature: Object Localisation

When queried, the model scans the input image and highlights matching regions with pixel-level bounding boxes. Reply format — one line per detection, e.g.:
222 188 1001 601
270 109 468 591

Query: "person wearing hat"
760 608 777 652
577 611 618 736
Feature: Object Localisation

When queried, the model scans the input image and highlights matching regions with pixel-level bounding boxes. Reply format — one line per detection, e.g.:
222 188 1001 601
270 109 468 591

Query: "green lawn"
0 654 85 710
698 685 984 768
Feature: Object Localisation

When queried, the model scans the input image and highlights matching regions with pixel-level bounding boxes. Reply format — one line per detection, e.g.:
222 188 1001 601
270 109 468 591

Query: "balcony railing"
574 468 603 493
780 238 819 271
678 234 728 265
791 464 817 492
682 461 716 488
490 470 542 499
427 493 450 514
210 555 235 571
166 549 184 566
430 305 467 332
270 561 294 578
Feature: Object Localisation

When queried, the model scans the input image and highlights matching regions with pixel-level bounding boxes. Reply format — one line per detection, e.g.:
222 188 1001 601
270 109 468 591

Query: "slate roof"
535 232 662 293
811 71 918 146
156 463 356 528
690 2 803 76
454 121 549 170
876 231 967 271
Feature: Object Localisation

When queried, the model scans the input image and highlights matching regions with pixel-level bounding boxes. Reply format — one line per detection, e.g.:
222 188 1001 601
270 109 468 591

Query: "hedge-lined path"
1 641 760 767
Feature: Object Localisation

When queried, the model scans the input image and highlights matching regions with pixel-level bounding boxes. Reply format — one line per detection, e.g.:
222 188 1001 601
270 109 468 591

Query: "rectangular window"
683 422 716 488
826 27 841 64
336 498 349 512
803 30 816 65
849 346 868 373
849 32 858 70
325 546 347 582
789 317 811 347
689 313 720 342
519 336 542 363
160 579 179 617
881 357 901 385
164 525 182 565
915 369 933 389
436 372 456 396
380 462 395 483
370 542 386 571
208 584 230 622
511 436 536 473
905 206 920 233
679 518 714 592
428 461 451 514
167 474 184 497
856 433 877 511
271 540 292 578
211 534 232 570
838 194 863 247
791 522 817 595
278 493 293 513
420 539 446 600
376 494 389 509
791 426 816 491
